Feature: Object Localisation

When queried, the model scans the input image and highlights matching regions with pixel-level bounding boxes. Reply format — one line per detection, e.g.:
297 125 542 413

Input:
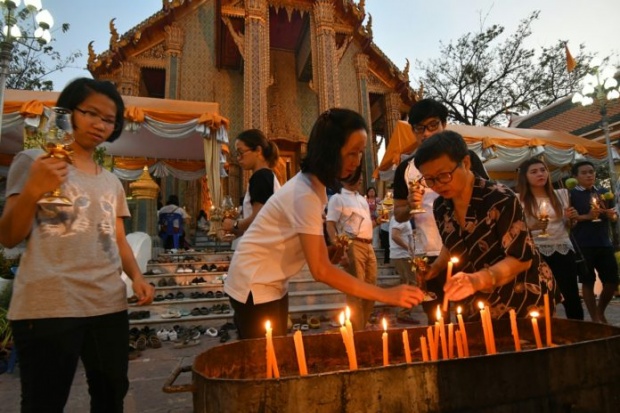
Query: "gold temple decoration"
130 166 160 200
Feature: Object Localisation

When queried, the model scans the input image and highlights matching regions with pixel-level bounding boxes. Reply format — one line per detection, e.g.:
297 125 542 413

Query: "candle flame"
265 320 271 330
457 306 462 315
477 301 485 310
530 311 540 318
382 317 388 331
345 306 351 321
450 256 459 264
339 312 345 326
436 305 442 320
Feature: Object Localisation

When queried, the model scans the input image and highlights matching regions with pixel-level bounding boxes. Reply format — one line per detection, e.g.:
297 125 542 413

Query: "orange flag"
565 45 577 73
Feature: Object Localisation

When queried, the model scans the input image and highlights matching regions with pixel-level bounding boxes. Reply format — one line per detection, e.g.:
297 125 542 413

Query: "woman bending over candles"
515 158 583 320
411 131 555 320
224 108 424 339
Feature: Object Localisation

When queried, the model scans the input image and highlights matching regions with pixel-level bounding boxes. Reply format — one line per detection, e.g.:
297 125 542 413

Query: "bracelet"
485 267 497 288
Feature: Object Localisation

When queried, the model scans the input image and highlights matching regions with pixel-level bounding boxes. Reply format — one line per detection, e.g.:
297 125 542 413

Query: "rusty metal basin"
164 318 620 412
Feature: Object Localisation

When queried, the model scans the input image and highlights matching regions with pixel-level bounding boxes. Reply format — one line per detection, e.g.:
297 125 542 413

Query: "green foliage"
417 11 599 126
0 10 81 91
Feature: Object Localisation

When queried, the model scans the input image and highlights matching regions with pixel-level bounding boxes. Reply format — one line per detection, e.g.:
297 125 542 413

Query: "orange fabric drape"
124 106 230 130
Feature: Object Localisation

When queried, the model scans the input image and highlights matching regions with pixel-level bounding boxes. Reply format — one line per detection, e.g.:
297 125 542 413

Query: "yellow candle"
509 309 522 352
443 257 459 312
382 318 389 366
344 307 357 365
339 312 357 370
530 311 543 349
293 330 308 376
420 336 429 362
544 294 552 346
485 306 497 355
448 322 454 359
402 330 412 363
265 320 280 378
265 321 272 379
426 326 437 361
437 306 448 359
456 306 470 357
455 330 464 358
478 302 491 354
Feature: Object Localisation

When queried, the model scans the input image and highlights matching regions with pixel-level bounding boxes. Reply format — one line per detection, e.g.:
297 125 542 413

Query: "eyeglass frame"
412 119 442 134
235 148 254 159
421 163 461 188
74 107 118 129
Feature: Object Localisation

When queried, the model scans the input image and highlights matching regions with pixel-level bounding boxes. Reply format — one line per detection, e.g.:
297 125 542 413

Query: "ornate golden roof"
129 166 160 200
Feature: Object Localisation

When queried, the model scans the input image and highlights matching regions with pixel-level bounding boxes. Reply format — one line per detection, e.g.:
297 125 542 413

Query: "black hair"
166 195 180 206
236 129 280 168
413 130 469 170
571 160 595 176
301 108 368 190
408 98 448 126
366 186 377 197
56 77 125 142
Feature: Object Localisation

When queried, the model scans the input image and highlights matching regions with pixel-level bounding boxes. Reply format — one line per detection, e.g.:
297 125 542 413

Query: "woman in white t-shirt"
222 129 280 236
516 158 583 319
224 108 424 339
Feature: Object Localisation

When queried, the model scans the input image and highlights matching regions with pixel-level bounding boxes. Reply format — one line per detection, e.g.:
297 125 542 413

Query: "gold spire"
129 166 160 199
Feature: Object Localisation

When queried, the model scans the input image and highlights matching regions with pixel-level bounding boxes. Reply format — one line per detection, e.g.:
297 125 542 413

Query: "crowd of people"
2 74 619 410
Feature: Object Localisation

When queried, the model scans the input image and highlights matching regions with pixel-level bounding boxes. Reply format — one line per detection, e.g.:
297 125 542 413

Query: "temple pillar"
355 53 374 188
385 92 401 143
164 22 185 99
311 0 340 112
118 62 140 96
243 0 269 130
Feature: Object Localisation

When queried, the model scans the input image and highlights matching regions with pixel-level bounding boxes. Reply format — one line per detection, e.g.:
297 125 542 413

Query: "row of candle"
264 296 553 378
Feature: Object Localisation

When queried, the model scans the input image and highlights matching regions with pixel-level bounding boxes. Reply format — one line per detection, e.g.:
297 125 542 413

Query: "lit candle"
344 307 357 365
265 320 280 378
448 322 454 359
339 312 358 370
265 321 272 379
402 330 412 363
544 294 552 346
293 330 308 376
443 257 459 312
437 306 448 359
455 330 464 358
420 336 429 362
382 318 389 366
539 200 549 218
478 302 491 354
485 306 497 355
509 309 521 352
456 306 470 357
530 311 543 349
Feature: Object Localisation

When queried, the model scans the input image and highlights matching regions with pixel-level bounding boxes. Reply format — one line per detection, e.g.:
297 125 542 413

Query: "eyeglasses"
422 163 461 188
236 148 253 159
412 119 441 134
74 107 117 129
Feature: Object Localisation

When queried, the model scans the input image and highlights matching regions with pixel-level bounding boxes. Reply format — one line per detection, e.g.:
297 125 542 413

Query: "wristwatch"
233 220 239 230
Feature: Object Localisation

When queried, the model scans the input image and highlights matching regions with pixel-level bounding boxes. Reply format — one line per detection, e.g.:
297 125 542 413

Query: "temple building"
88 0 419 204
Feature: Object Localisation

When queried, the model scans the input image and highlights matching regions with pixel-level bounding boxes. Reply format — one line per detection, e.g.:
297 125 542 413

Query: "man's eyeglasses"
236 148 253 159
412 119 441 134
422 163 460 188
74 107 117 129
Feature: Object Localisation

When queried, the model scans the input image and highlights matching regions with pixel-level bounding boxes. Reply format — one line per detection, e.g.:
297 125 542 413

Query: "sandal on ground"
300 324 309 331
173 339 201 349
309 317 321 329
205 327 219 337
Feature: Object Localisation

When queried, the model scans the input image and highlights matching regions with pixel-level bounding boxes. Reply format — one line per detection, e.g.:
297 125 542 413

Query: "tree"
417 11 595 126
0 8 81 91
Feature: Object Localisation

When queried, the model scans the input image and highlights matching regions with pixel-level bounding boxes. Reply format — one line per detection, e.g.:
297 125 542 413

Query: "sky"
25 0 620 91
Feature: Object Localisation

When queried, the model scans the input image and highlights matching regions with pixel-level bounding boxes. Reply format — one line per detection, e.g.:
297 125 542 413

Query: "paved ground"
2 299 620 413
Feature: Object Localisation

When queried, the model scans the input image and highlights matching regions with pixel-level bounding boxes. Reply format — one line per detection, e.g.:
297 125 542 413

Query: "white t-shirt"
389 216 413 259
326 188 373 239
224 172 326 304
404 158 442 256
158 204 190 228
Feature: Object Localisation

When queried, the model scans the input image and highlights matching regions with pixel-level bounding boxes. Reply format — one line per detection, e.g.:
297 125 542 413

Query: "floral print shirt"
433 177 555 320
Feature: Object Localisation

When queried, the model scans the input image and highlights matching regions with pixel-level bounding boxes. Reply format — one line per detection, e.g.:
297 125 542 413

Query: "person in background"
222 129 280 236
569 161 619 323
389 214 419 324
393 99 489 323
158 195 190 249
224 108 424 339
378 195 392 264
0 78 154 412
326 172 377 331
413 131 554 320
197 209 209 233
516 158 582 320
365 186 379 221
